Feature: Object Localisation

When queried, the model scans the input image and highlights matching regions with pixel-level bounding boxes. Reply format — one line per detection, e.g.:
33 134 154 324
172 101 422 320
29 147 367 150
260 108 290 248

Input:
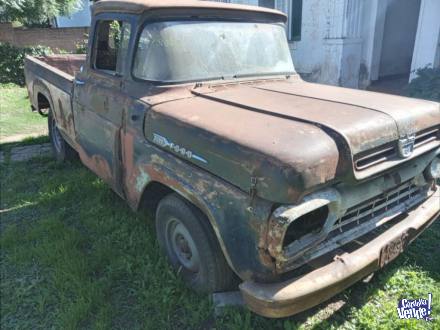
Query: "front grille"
415 127 439 148
354 127 440 170
355 145 396 170
332 180 424 233
279 180 430 272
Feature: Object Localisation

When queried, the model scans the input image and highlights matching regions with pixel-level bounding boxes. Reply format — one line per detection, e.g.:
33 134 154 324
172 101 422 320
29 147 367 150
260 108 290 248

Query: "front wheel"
156 194 237 293
48 110 76 162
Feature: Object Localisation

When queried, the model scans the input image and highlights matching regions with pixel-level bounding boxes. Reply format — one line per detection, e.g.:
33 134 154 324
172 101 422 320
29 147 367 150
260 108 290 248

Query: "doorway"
378 0 421 80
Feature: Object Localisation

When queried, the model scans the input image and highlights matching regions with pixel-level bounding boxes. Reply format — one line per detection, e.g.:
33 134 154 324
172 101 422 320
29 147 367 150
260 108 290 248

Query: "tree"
0 0 84 26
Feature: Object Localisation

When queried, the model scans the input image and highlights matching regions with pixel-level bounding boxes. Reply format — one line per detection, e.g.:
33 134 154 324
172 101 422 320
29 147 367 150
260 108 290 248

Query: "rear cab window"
93 19 131 75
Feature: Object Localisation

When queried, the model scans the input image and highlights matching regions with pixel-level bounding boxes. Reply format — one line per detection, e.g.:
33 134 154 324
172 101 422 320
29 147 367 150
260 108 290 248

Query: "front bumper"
239 188 439 318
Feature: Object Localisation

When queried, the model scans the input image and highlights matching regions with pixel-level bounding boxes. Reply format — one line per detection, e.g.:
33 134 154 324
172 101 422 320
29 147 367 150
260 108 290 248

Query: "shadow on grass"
0 135 49 152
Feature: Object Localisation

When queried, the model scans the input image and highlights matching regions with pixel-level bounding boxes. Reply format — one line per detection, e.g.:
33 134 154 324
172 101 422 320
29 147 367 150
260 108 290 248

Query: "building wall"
291 0 363 87
410 0 440 80
0 23 88 52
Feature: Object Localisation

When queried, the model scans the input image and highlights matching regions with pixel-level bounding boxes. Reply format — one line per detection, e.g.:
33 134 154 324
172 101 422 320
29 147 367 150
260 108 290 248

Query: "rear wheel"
48 110 76 162
156 193 236 293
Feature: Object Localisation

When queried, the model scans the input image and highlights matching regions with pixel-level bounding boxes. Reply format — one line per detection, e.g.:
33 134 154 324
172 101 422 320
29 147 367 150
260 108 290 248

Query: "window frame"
90 13 134 78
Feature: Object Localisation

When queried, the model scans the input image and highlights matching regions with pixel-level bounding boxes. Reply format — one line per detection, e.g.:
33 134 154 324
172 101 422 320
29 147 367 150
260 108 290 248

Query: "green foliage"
0 0 83 27
75 34 88 54
405 67 440 102
0 42 52 85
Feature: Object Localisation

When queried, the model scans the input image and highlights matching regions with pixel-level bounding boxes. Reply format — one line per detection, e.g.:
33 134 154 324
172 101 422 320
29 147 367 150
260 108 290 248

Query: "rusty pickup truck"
24 0 440 318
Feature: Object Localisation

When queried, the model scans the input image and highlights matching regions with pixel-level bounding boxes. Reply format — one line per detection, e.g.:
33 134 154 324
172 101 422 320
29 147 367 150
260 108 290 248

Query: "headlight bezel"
424 156 440 180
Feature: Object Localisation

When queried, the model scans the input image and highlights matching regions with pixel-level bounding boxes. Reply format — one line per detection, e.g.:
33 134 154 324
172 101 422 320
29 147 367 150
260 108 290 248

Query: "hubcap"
167 218 200 273
51 118 62 152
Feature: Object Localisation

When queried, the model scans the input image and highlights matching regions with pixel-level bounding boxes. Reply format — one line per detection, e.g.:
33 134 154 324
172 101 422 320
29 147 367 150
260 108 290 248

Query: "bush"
0 42 53 85
75 36 88 54
405 67 440 102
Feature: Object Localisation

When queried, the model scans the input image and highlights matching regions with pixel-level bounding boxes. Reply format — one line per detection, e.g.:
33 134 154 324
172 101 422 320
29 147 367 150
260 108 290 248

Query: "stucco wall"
410 0 440 80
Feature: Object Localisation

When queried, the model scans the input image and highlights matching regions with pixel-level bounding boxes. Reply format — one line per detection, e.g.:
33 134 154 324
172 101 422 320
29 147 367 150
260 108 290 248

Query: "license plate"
379 232 409 268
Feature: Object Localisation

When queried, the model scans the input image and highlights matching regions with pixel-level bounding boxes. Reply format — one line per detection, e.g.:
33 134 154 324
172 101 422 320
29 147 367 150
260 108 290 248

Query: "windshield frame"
130 18 296 85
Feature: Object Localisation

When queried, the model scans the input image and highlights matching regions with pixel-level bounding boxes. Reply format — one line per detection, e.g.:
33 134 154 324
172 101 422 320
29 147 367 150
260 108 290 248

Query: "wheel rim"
166 217 200 273
51 117 62 152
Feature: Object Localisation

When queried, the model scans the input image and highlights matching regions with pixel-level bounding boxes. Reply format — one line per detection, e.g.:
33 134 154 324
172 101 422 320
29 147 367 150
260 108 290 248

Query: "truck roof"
92 0 286 22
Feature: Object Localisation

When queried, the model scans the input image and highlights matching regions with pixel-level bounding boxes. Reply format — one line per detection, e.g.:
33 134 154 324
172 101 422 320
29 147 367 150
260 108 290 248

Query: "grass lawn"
0 154 439 329
0 84 48 143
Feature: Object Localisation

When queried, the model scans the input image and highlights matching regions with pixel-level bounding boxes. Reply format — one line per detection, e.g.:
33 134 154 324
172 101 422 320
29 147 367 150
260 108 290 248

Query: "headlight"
282 206 329 247
424 157 440 180
266 189 341 260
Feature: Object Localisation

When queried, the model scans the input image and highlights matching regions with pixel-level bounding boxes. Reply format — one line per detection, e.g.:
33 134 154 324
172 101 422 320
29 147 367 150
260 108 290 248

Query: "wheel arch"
135 176 241 277
137 180 175 215
33 80 54 114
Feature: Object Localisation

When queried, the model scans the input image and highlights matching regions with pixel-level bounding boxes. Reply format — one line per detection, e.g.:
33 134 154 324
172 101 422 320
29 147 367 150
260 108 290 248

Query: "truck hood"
145 80 440 203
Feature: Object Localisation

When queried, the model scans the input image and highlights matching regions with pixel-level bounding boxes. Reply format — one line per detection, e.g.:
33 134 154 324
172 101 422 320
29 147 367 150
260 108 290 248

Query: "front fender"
121 128 277 282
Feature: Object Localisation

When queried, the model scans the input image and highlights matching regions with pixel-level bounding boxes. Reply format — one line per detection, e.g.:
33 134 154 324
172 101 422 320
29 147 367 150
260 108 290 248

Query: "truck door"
73 18 131 196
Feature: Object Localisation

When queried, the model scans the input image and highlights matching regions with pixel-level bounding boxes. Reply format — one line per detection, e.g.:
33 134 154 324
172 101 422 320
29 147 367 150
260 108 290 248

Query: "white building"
221 0 440 88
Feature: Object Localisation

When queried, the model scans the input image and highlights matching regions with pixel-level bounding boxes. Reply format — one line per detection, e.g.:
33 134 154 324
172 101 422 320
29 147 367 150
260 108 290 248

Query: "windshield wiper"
232 71 295 79
193 75 235 87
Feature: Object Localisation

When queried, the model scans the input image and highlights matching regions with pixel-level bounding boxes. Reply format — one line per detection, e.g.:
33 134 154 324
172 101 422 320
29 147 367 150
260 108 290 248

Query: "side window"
93 20 131 74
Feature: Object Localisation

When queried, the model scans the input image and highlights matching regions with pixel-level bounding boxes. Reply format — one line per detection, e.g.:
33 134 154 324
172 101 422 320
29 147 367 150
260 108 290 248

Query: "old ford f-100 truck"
24 0 439 318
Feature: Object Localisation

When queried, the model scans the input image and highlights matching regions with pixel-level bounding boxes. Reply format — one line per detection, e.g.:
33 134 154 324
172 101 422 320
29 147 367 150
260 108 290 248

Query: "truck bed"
24 54 86 142
35 54 85 77
25 54 85 93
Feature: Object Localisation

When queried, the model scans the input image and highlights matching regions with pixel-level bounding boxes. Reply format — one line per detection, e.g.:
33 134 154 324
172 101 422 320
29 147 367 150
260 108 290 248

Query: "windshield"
133 21 295 83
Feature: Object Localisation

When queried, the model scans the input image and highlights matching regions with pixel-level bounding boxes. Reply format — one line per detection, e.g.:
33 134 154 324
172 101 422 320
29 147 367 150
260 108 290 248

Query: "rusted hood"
144 80 439 203
193 80 440 155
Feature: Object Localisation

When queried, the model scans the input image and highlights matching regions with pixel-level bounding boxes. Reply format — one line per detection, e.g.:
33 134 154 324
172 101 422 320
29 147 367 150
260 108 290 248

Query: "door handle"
74 79 85 85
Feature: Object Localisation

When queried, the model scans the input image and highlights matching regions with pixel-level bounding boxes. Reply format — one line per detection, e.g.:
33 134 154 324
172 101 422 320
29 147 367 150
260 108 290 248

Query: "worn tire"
156 193 236 293
48 110 76 162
